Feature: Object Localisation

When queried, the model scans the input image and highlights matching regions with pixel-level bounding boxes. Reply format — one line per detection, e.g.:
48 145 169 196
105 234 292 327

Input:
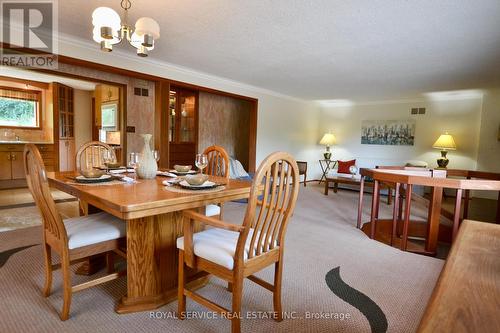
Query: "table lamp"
432 132 456 168
319 133 336 160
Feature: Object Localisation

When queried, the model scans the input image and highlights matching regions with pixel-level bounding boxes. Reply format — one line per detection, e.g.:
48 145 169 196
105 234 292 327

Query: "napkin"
121 176 136 183
110 168 135 174
162 179 181 186
157 171 177 178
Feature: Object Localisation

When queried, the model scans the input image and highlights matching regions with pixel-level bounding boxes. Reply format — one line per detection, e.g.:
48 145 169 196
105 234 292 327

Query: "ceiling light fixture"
92 0 160 57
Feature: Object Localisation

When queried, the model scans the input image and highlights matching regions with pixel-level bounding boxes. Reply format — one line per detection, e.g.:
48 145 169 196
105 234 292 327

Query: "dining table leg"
356 176 365 229
370 180 380 239
425 187 443 254
116 211 207 314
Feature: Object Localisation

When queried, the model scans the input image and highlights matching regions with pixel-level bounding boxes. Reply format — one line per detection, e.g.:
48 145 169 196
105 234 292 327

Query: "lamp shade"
92 7 121 30
130 32 154 50
135 17 160 39
92 27 120 44
320 133 337 146
433 133 456 150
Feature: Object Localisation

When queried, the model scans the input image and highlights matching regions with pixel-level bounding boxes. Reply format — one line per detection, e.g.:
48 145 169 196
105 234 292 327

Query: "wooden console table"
358 168 447 255
418 220 500 332
358 167 500 255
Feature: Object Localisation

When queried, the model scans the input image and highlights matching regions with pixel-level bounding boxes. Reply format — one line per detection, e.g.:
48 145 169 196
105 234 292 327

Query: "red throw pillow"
338 159 356 174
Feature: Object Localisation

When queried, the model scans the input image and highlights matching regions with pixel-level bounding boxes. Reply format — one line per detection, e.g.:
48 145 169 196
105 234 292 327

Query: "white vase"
136 134 158 179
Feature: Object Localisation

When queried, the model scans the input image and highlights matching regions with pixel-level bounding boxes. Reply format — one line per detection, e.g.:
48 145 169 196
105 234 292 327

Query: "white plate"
170 170 197 175
179 180 217 189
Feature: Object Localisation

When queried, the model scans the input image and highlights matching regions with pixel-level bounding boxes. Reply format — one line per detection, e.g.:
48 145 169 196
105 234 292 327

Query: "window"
101 103 118 130
0 87 41 128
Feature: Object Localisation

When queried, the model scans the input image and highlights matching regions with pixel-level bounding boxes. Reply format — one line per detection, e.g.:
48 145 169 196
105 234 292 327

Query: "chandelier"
92 0 160 57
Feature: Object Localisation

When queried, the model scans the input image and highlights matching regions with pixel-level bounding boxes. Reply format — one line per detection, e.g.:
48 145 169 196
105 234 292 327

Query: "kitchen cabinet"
0 152 11 180
59 139 75 172
53 83 75 171
0 147 25 180
0 143 56 188
10 151 25 179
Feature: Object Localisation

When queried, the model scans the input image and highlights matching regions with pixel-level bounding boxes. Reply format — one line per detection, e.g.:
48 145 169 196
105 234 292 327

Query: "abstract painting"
361 120 415 146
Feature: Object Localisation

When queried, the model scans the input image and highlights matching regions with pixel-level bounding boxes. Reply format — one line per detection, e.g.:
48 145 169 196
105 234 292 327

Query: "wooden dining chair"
75 141 116 172
177 152 300 333
296 161 307 187
202 145 230 218
24 144 126 321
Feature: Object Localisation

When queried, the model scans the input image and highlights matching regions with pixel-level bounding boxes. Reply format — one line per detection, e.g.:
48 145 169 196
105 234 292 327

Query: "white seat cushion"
177 228 252 270
177 228 277 270
64 212 126 250
205 204 221 217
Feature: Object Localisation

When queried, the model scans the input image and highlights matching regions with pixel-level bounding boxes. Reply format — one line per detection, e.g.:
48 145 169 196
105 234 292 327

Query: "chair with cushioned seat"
202 145 230 218
177 151 300 333
24 144 126 321
75 141 116 172
296 161 308 187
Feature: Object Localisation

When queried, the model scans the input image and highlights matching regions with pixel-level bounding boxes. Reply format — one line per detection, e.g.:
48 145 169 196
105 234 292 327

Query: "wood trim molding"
0 75 49 89
57 55 259 103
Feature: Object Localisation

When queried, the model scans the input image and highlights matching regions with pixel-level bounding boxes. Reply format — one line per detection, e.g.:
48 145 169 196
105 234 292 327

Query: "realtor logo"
1 0 58 68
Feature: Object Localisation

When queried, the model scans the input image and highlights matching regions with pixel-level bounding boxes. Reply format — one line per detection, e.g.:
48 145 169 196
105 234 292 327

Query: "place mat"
163 185 226 194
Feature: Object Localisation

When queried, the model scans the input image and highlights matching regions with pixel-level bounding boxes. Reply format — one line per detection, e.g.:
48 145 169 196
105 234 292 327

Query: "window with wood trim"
0 86 41 128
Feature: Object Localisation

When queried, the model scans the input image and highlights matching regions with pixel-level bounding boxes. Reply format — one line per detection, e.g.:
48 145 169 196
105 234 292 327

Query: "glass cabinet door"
168 88 196 143
179 91 196 143
169 91 176 142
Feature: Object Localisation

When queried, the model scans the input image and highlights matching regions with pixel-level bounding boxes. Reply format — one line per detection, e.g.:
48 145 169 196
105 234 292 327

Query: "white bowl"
185 174 209 186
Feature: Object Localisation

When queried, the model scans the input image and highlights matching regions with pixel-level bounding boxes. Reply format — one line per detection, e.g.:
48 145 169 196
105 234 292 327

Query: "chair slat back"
203 145 230 180
76 141 115 172
238 152 300 260
24 144 67 242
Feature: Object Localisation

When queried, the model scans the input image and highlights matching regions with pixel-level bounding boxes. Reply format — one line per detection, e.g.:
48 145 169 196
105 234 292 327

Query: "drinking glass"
128 152 140 170
195 154 208 173
153 150 160 162
102 150 113 168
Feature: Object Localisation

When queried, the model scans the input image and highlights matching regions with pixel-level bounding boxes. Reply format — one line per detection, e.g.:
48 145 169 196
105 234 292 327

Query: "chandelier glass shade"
91 1 160 57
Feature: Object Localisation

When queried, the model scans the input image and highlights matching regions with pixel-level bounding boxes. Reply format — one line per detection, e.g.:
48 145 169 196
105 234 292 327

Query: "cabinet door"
67 139 75 171
59 140 68 171
0 152 11 180
10 152 26 179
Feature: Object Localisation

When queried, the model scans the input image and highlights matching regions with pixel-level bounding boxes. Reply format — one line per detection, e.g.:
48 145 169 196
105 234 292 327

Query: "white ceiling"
58 0 500 101
1 67 97 91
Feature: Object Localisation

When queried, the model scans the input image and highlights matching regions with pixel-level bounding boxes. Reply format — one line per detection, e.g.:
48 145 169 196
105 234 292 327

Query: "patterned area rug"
0 185 443 333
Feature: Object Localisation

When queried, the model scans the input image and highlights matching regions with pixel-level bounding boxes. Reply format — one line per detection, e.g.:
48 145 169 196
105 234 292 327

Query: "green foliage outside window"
0 97 38 127
101 103 117 129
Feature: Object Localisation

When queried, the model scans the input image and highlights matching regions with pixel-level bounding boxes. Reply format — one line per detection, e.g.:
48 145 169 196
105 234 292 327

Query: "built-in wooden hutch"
156 80 257 172
168 86 198 167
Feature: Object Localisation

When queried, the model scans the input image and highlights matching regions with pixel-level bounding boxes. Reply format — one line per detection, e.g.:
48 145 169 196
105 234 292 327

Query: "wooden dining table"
47 171 252 314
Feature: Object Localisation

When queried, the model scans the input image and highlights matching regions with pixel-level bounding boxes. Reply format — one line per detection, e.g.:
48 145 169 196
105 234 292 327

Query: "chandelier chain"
120 0 132 10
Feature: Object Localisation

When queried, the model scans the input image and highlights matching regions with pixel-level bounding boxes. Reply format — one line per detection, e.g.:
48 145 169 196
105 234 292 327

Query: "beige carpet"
0 184 443 333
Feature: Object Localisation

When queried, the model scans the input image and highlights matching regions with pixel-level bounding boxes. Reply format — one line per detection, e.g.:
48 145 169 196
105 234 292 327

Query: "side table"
318 159 338 184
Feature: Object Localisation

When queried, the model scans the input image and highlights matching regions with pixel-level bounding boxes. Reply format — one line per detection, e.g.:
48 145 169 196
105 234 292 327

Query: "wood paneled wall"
53 62 155 154
198 92 251 170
